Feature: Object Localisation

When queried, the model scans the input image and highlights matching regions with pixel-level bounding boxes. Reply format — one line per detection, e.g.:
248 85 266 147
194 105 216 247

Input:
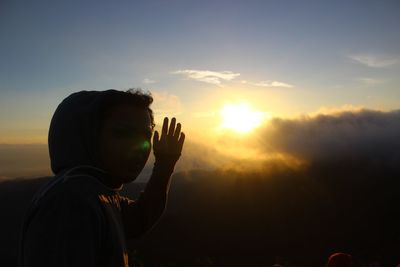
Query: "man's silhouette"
19 89 185 267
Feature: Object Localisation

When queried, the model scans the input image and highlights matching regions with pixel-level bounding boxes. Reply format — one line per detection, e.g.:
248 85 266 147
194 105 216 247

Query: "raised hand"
153 117 185 164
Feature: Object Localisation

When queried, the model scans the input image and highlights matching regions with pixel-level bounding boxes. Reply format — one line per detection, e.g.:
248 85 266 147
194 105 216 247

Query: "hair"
98 88 155 130
326 253 353 267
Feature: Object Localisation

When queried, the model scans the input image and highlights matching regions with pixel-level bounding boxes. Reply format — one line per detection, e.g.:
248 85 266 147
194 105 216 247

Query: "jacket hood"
48 89 122 174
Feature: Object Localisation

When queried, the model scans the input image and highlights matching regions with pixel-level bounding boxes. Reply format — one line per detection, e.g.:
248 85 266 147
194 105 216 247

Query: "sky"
1 0 400 145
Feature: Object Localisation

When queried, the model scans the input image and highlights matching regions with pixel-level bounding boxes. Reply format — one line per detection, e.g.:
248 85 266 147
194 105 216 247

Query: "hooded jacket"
19 90 172 267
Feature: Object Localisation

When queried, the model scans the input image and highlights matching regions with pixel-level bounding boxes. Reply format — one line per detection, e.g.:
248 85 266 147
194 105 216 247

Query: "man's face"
97 105 153 186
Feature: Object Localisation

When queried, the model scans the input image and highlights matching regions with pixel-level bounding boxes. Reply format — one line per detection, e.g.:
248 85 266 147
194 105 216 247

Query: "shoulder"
34 175 108 218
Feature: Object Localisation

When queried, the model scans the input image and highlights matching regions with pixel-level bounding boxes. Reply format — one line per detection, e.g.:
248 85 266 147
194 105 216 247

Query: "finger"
177 132 185 152
168 117 176 137
162 117 168 137
153 130 159 147
174 123 181 139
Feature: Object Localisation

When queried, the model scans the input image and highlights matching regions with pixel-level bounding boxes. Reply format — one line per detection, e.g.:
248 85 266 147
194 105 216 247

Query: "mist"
4 108 400 179
0 144 51 179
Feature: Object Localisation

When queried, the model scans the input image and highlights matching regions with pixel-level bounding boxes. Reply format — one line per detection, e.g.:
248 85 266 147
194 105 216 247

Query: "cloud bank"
259 109 400 168
2 108 400 179
182 108 400 174
0 144 51 179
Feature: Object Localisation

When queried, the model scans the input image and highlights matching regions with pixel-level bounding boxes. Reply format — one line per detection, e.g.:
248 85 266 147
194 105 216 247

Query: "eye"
113 128 133 137
145 130 153 139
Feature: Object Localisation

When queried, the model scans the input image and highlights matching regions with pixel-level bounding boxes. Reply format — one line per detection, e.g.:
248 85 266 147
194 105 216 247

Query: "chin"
122 170 141 183
123 176 137 184
121 161 146 183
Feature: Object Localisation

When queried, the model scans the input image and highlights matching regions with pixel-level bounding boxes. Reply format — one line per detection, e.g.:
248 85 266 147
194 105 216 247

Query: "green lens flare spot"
142 140 150 151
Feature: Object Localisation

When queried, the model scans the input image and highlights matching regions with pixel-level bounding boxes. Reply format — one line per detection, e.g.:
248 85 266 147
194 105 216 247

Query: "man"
19 89 185 267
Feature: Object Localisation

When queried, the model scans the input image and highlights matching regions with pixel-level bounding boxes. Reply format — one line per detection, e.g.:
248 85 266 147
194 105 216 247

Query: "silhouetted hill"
1 160 399 266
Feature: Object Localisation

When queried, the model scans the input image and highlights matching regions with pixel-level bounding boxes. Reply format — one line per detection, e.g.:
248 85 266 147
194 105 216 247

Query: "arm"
121 117 185 239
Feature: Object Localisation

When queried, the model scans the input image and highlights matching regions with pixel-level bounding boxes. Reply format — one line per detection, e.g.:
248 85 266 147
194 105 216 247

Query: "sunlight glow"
219 103 268 133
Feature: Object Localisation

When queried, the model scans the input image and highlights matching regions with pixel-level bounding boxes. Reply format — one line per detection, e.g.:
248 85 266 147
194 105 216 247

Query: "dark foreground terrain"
1 160 399 266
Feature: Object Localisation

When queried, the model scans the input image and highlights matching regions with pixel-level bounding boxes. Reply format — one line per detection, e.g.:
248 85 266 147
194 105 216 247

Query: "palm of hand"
153 117 185 162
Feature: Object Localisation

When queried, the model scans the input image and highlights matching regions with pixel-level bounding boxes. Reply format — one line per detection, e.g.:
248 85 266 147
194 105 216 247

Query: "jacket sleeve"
23 191 104 267
120 160 175 239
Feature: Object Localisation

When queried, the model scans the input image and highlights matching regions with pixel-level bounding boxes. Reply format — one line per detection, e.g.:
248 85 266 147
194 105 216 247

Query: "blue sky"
1 0 400 143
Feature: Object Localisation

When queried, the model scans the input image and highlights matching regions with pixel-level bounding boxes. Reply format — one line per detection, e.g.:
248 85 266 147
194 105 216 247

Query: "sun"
219 102 268 133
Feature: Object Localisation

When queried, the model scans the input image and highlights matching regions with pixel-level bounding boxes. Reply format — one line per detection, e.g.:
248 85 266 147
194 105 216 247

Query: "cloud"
258 109 400 167
309 104 365 116
142 78 156 84
349 54 398 68
241 80 294 88
172 69 240 85
357 77 385 85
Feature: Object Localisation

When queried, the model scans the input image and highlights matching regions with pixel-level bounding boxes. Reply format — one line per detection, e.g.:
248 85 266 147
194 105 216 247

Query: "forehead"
102 104 152 128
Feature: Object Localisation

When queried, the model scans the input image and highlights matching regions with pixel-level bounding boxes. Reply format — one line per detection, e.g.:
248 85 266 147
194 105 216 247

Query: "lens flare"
141 140 150 151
